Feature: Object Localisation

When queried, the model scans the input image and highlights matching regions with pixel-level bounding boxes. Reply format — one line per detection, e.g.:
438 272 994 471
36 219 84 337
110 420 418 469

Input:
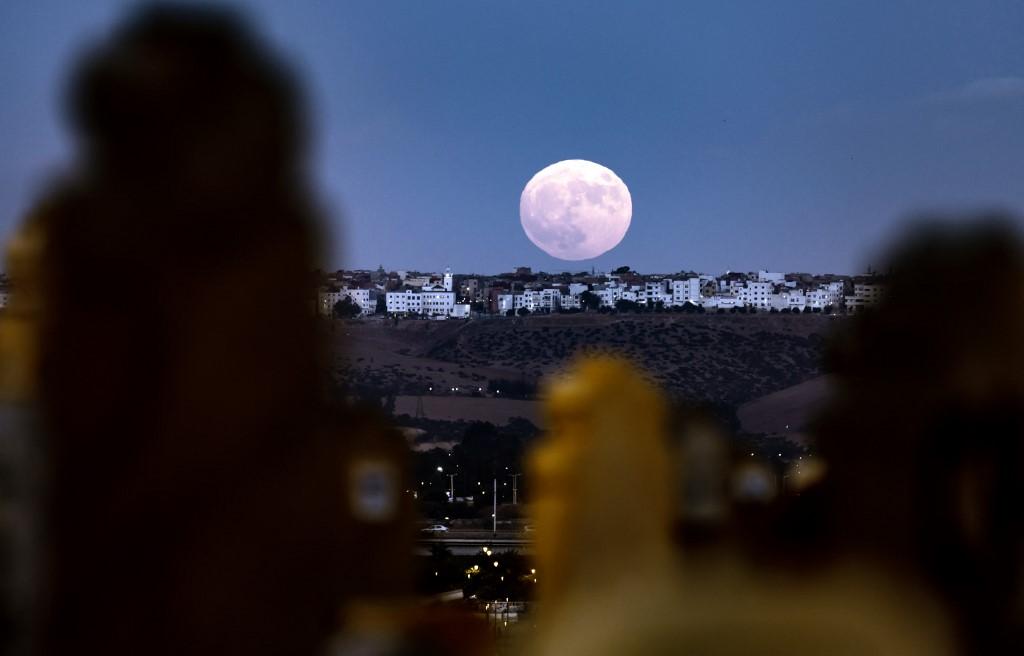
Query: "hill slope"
335 313 837 409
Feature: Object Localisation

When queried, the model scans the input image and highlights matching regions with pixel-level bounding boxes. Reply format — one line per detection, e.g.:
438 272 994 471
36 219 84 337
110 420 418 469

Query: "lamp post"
447 473 456 502
493 478 497 535
509 473 522 505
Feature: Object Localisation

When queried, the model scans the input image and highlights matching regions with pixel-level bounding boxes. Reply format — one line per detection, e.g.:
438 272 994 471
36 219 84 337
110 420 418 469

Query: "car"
421 524 449 533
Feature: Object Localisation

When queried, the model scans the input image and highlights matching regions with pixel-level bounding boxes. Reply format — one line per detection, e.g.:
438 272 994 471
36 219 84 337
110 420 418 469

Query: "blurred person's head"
815 216 1024 652
69 2 306 203
22 5 349 655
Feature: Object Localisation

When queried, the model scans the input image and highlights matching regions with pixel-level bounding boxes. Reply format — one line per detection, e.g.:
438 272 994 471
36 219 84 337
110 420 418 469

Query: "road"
416 529 534 555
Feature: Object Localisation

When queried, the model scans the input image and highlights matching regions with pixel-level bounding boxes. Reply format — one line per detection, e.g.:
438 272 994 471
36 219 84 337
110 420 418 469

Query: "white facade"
419 289 457 316
496 294 518 313
704 295 741 309
770 291 806 311
386 289 423 314
672 278 702 306
319 287 375 316
645 280 672 306
534 288 562 312
386 287 457 317
497 288 564 313
739 281 773 309
594 285 623 308
560 293 581 309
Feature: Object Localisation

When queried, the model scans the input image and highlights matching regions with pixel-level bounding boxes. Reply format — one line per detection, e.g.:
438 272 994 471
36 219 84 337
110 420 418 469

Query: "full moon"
519 159 632 261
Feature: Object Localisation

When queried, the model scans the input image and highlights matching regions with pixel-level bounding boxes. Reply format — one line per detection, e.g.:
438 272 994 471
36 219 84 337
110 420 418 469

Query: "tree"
505 309 515 317
613 265 631 275
517 307 531 316
332 296 361 319
579 290 601 311
375 295 386 314
615 299 640 313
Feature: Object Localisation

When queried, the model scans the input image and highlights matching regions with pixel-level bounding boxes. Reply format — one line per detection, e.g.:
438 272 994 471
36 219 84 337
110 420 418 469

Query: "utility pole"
448 473 456 503
492 478 497 535
510 473 522 505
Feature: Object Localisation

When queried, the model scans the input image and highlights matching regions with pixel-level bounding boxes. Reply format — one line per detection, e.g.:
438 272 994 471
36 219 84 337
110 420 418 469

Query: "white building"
645 279 672 306
421 288 456 315
497 288 563 314
385 267 461 317
496 294 518 313
560 292 581 309
533 288 562 312
770 291 806 311
806 283 843 309
318 287 376 316
386 289 423 314
672 277 703 306
739 281 774 309
593 285 623 308
704 295 741 309
758 270 785 283
386 287 460 317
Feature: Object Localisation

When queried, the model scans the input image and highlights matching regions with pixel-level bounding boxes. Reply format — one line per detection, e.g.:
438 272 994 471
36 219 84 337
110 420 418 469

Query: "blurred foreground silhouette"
814 219 1024 654
0 5 490 656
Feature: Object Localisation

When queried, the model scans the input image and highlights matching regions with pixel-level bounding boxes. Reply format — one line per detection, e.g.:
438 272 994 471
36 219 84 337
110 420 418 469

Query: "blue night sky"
2 1 1023 274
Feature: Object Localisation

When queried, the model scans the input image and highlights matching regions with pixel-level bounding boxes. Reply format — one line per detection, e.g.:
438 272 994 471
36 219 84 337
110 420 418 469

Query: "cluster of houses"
315 266 884 319
495 271 883 314
317 268 469 319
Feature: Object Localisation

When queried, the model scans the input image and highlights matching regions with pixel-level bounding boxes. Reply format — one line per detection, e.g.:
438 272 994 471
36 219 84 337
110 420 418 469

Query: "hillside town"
314 265 885 319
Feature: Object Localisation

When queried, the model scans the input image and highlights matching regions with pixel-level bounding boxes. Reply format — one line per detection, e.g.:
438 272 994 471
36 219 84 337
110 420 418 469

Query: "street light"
509 473 523 505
